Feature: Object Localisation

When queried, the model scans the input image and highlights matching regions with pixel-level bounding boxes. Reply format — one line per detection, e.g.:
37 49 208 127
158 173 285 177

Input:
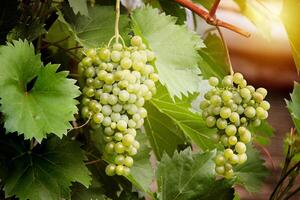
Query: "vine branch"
175 0 251 37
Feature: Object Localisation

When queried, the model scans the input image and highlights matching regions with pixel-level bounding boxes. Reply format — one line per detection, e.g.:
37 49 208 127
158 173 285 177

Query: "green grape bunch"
78 36 158 176
200 73 270 179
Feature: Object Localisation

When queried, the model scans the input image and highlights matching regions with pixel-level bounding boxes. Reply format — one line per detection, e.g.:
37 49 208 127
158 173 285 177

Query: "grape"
124 156 134 167
114 142 125 154
131 36 142 47
215 154 225 165
206 116 216 127
115 155 125 165
235 142 246 154
105 164 116 176
209 77 219 86
225 125 237 136
115 165 124 175
122 134 134 146
200 73 269 178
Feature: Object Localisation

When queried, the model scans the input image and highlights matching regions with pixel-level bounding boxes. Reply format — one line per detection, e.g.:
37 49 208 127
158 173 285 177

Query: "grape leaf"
0 40 80 142
132 6 204 98
158 0 186 24
286 82 300 134
144 102 187 160
250 121 274 146
156 148 234 200
68 0 89 16
149 85 218 151
71 181 107 200
198 33 231 80
282 0 300 73
61 5 130 48
234 145 269 193
0 134 91 200
234 0 273 38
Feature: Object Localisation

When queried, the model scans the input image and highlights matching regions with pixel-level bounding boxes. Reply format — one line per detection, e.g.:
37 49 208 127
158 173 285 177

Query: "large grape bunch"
200 73 270 178
78 36 158 176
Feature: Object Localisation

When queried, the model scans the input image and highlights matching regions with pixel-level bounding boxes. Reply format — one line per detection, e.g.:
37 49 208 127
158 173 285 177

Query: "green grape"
220 135 229 146
208 77 219 86
229 154 239 165
117 120 127 131
115 165 124 176
81 57 92 67
240 88 251 99
127 146 137 156
124 156 134 167
206 116 216 127
210 95 221 106
224 163 232 171
114 132 123 141
260 100 270 110
233 72 243 84
215 166 225 175
99 48 111 61
81 106 91 119
253 92 263 103
224 169 234 179
228 136 238 145
102 117 112 127
240 130 251 143
114 142 125 154
229 112 239 123
224 148 234 159
115 155 125 165
252 118 261 127
131 36 143 47
244 106 256 118
256 87 267 98
225 124 237 136
132 140 140 149
119 90 130 102
102 105 112 116
105 164 116 176
222 90 232 102
105 142 115 154
122 134 134 146
256 107 268 120
235 142 246 154
220 107 231 119
216 118 227 129
215 154 225 165
93 113 104 124
238 153 247 164
222 76 233 87
113 43 123 51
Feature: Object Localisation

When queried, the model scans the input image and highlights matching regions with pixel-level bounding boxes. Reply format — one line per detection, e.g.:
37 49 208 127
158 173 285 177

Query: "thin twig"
216 26 234 75
175 0 250 37
85 159 101 165
283 186 300 200
270 161 300 200
67 115 91 134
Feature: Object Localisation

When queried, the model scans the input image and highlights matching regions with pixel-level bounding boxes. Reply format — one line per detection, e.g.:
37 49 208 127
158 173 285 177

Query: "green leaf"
250 121 274 146
286 82 300 134
156 148 234 200
71 181 107 200
126 132 154 193
0 134 91 200
0 40 80 141
234 145 269 193
149 85 218 151
68 0 89 16
132 6 204 98
198 33 231 80
234 0 273 38
282 0 300 73
144 102 187 160
158 0 186 24
61 5 129 48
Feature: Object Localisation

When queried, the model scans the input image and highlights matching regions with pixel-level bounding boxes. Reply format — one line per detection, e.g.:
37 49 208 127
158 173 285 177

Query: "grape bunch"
78 36 158 176
200 73 270 178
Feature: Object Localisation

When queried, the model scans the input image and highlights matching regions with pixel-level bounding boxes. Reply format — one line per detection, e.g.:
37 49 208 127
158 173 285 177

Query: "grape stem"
115 0 121 43
174 0 251 37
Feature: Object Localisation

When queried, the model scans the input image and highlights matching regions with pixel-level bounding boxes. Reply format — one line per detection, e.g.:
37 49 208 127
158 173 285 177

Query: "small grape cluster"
78 36 158 176
200 73 270 178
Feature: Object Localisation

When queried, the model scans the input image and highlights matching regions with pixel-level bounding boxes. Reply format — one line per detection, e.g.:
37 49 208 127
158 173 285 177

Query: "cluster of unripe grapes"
78 36 158 176
200 73 270 178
